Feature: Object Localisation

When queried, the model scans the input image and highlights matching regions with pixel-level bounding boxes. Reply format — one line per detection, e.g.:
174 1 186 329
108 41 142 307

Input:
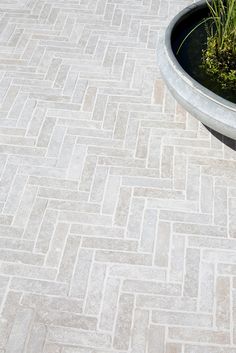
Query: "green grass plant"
203 0 236 89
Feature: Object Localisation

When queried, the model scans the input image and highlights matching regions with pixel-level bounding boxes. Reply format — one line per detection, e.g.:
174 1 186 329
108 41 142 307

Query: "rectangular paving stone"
113 293 134 350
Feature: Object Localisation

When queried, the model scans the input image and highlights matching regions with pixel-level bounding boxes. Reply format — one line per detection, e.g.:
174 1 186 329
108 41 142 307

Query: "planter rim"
164 0 236 112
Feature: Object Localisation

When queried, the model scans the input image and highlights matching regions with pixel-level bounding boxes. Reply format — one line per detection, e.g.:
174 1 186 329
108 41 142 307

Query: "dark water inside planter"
172 11 236 104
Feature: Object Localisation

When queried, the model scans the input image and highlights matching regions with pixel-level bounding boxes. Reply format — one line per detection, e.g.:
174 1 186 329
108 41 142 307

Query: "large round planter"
157 0 236 141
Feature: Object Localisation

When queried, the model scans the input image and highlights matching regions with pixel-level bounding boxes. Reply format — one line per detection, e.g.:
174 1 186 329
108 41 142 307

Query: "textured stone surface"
0 0 236 352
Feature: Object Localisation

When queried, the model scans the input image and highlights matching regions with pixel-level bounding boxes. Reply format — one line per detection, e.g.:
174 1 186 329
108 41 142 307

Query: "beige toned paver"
0 0 236 352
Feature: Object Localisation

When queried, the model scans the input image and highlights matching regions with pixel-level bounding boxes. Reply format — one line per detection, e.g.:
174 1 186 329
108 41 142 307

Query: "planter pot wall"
157 0 236 140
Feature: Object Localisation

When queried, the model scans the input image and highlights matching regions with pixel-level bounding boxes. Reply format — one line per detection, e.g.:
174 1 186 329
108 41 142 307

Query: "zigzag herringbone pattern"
0 0 236 352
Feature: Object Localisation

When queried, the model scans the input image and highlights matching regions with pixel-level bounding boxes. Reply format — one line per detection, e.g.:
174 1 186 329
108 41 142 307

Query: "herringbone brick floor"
0 0 236 352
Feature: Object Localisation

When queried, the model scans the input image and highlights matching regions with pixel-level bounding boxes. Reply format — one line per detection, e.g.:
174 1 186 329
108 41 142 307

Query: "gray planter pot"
158 0 236 140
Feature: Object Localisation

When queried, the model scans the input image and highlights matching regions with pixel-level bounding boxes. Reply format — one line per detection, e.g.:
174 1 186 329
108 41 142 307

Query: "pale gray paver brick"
126 197 145 239
140 208 157 253
3 174 27 214
102 175 120 215
152 310 212 328
25 323 46 353
168 327 230 345
215 276 230 330
12 185 38 228
34 208 58 253
131 309 149 353
84 262 106 315
184 248 200 297
136 294 197 311
5 307 33 353
36 310 97 330
47 326 111 348
99 276 120 331
155 221 170 267
21 293 83 313
45 222 69 268
199 261 215 312
114 186 132 227
69 248 93 299
10 277 68 295
56 234 80 283
148 325 165 353
113 293 134 350
23 197 48 240
185 345 236 353
0 163 18 203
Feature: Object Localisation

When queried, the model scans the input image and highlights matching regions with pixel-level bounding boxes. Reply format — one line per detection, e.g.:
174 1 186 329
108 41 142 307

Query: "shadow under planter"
205 126 236 151
157 0 236 143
